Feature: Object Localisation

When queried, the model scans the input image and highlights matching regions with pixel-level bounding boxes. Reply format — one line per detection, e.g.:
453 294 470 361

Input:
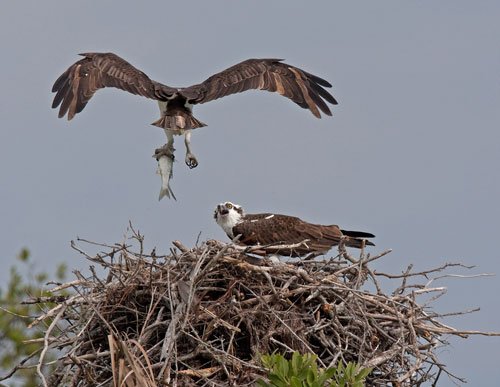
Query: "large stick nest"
16 227 500 386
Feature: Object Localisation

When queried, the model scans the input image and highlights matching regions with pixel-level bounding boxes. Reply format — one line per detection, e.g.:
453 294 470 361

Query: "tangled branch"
3 227 498 386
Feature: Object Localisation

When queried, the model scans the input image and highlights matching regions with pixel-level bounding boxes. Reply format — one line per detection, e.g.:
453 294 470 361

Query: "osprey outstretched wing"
214 201 375 257
179 58 337 118
52 53 177 120
52 53 337 170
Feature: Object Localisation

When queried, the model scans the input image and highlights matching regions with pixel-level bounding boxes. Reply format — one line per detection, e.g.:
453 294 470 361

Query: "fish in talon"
155 151 176 201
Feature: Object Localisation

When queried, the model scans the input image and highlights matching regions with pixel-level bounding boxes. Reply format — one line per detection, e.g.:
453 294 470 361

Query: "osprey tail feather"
152 113 207 132
341 229 375 248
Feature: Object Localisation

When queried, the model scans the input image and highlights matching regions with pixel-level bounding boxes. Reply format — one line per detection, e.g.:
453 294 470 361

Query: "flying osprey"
214 202 375 257
51 52 337 169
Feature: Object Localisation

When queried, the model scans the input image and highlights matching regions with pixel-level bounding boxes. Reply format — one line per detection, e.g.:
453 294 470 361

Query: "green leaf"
356 367 372 380
306 369 315 385
17 248 30 262
316 366 335 385
268 374 287 386
260 352 370 387
290 376 302 387
291 351 301 375
56 263 67 281
277 356 290 378
0 248 68 385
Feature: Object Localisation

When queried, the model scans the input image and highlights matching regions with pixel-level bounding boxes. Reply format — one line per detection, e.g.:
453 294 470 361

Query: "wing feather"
309 80 337 105
302 70 332 88
51 76 70 109
51 52 176 120
232 213 374 256
181 58 337 118
307 86 331 116
236 214 326 248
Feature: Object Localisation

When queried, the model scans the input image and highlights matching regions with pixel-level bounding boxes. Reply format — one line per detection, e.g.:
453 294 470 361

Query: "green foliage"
0 249 67 386
258 352 371 387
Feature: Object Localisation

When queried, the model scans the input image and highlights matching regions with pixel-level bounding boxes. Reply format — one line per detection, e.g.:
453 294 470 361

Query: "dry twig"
2 230 499 386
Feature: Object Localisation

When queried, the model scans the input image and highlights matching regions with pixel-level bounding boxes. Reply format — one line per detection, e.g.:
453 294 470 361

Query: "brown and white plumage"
52 53 176 121
52 52 337 169
214 202 375 257
179 58 337 118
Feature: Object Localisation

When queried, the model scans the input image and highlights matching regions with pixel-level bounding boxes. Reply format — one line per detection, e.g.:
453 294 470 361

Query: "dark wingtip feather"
307 87 333 117
52 79 69 108
308 80 338 105
341 230 376 239
51 71 67 93
321 89 338 105
303 71 332 88
51 97 60 109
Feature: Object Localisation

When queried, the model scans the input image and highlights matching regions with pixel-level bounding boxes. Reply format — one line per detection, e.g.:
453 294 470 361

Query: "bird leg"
153 144 175 161
184 130 198 169
155 130 176 160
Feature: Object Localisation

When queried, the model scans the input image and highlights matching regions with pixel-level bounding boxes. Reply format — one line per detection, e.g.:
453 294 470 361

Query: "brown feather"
51 53 175 120
232 213 374 257
181 58 337 118
52 54 337 131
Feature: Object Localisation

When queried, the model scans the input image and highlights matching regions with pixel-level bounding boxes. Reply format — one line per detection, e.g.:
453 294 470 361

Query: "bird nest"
15 227 499 386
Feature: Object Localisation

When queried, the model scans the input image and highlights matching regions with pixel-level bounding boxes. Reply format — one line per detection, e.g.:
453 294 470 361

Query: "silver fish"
154 146 176 201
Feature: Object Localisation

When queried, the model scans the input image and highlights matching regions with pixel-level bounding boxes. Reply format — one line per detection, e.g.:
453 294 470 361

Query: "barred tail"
152 113 207 132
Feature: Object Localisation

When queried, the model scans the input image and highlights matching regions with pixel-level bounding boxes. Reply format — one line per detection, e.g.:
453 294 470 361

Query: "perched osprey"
52 52 337 168
214 202 375 257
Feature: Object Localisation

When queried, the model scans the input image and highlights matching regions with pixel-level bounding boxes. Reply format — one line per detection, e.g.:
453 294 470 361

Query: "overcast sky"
1 1 499 385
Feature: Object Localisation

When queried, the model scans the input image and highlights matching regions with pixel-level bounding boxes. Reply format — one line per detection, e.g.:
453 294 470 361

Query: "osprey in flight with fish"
52 52 337 170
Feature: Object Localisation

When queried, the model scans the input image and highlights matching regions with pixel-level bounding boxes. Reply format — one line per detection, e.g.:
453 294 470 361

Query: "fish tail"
159 185 177 201
158 187 170 201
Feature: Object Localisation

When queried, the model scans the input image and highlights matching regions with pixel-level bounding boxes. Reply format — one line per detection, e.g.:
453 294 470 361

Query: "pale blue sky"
1 1 499 385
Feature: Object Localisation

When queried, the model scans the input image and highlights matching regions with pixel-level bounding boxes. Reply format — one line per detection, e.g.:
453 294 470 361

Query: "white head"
214 201 244 238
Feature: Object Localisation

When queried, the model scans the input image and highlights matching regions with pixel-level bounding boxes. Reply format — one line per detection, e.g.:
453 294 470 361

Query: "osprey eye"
226 203 233 209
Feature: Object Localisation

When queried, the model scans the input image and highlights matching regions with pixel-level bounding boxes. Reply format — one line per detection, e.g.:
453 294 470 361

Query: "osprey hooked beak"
214 201 243 220
217 205 229 216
